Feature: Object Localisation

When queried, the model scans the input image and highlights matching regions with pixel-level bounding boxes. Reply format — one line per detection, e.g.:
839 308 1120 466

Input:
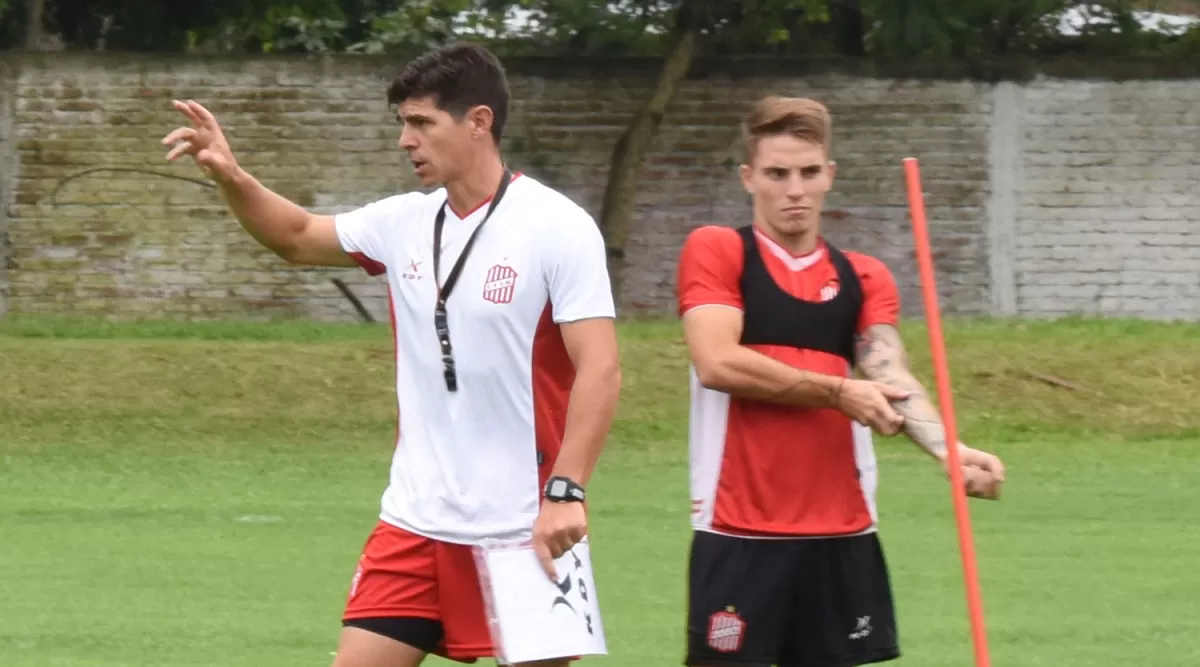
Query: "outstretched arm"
163 99 363 269
854 323 1006 498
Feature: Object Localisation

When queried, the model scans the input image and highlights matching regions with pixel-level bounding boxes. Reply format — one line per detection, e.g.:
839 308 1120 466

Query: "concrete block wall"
0 53 1196 322
1003 79 1200 320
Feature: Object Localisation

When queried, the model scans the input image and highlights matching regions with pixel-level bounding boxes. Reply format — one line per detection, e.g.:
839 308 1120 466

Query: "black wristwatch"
544 475 586 503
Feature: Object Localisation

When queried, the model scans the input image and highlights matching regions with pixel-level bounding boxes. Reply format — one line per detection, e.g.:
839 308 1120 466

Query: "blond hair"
741 96 832 161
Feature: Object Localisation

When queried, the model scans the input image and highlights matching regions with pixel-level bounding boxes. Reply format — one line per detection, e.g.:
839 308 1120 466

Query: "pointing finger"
173 99 203 127
533 538 557 581
187 100 219 130
172 100 198 123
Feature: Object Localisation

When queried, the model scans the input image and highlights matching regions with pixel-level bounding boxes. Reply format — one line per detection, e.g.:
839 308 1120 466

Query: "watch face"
550 480 567 496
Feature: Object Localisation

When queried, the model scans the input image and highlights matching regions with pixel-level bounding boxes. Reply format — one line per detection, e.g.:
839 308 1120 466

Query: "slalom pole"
902 156 991 667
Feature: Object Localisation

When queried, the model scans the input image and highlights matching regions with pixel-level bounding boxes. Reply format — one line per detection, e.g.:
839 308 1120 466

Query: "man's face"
739 134 836 242
395 95 482 187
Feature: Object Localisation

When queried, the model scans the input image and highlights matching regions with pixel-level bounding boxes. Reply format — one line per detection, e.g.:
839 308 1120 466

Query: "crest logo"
707 607 745 653
483 264 518 304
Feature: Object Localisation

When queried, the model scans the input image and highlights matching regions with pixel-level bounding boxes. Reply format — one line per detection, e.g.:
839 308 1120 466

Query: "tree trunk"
830 0 866 56
25 0 46 49
597 4 703 309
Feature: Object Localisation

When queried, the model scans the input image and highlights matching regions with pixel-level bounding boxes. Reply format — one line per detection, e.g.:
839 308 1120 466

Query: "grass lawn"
2 315 1199 666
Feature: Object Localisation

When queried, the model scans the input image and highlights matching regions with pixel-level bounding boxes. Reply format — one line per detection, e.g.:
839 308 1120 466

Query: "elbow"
273 235 314 265
280 249 315 266
274 244 303 264
270 214 321 265
693 355 731 392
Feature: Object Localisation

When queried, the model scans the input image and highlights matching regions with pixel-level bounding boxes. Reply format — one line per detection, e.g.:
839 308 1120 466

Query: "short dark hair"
387 42 511 144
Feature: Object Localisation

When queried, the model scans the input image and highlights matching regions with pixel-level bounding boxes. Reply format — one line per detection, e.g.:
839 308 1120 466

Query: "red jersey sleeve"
846 252 900 332
676 226 745 316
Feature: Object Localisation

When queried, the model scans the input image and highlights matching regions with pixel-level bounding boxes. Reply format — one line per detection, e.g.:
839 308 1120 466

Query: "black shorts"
685 530 900 667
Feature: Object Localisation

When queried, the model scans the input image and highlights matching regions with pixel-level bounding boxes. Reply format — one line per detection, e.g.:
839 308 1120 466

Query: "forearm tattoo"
853 324 949 460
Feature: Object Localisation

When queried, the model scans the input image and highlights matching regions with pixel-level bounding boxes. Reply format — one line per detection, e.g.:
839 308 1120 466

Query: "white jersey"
334 173 615 545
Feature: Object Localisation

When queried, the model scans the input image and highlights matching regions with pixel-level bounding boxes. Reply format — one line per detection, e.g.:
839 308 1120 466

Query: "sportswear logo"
551 571 575 612
707 607 745 653
483 264 518 304
547 547 595 635
849 615 872 640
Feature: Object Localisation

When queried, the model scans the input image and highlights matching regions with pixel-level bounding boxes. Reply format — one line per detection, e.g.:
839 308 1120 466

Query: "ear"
466 105 494 140
825 159 838 191
739 163 754 195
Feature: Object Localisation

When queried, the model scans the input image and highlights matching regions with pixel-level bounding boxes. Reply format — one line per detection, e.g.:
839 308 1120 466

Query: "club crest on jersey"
483 264 518 304
707 607 745 653
820 279 840 302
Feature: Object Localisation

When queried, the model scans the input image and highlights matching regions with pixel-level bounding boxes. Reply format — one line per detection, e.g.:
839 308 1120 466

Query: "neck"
445 151 506 217
754 218 820 256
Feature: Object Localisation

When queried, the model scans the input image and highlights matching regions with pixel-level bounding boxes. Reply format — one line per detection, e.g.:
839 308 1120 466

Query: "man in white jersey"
161 42 622 667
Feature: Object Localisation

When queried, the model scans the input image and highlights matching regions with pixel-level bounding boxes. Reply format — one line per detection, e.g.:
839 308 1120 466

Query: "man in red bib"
676 95 1006 667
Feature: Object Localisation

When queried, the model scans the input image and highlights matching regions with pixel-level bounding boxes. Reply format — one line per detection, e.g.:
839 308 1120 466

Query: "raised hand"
161 99 240 184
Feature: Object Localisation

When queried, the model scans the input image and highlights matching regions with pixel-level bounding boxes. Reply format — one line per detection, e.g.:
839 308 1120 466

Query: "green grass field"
2 315 1199 667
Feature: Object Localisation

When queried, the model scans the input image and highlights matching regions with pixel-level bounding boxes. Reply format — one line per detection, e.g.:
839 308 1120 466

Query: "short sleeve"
334 194 415 276
676 226 744 316
543 207 616 324
848 253 900 332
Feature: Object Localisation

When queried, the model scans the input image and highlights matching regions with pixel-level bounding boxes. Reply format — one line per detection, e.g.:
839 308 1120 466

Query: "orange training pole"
902 157 991 667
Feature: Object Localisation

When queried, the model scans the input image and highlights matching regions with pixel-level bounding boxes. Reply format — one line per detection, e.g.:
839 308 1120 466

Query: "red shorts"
343 520 493 661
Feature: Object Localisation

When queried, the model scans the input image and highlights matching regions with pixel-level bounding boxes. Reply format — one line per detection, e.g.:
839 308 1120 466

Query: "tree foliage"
7 0 1197 300
1 0 1196 57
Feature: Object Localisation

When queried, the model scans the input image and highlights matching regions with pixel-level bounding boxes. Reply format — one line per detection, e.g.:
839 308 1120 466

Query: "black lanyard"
432 169 513 392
